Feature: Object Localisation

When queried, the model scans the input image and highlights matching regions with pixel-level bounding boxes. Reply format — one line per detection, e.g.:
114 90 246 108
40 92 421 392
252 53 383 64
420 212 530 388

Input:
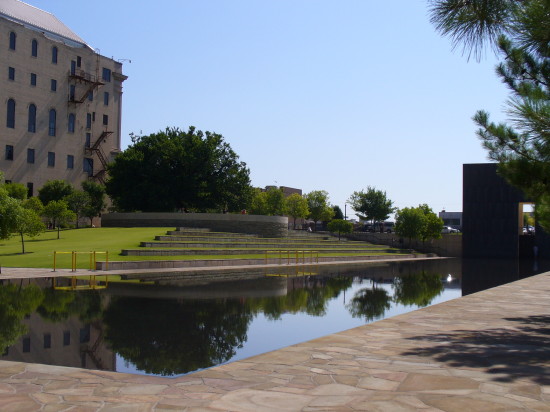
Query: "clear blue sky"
28 0 508 218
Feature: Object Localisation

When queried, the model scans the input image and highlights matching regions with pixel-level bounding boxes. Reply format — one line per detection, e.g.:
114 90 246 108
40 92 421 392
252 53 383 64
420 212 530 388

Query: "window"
87 91 93 102
9 32 16 50
51 46 58 64
30 73 36 86
6 99 15 128
86 113 91 129
70 60 76 75
103 92 109 106
102 67 111 82
102 114 108 126
27 182 33 198
69 85 75 101
67 154 74 169
43 334 51 349
5 145 14 161
22 337 30 353
8 67 15 81
77 56 81 67
31 39 37 57
63 331 70 346
47 152 55 167
27 148 35 164
50 79 57 92
84 158 93 177
68 113 75 133
28 104 36 133
48 109 56 136
85 133 91 148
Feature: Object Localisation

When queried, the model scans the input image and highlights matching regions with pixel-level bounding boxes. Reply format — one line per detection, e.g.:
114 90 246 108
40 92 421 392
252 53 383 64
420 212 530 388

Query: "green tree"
23 196 44 215
0 188 23 240
43 200 76 239
327 219 353 240
393 271 444 307
14 208 45 253
418 204 444 243
38 180 74 206
265 187 286 216
106 127 252 213
285 193 309 229
348 187 395 229
64 191 90 229
332 205 344 220
4 182 27 200
82 181 106 226
306 190 335 230
429 0 550 229
249 189 269 215
395 207 427 247
347 286 391 322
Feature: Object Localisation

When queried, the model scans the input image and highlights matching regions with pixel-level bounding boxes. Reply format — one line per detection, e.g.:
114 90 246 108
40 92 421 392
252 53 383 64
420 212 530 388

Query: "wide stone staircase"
98 227 425 270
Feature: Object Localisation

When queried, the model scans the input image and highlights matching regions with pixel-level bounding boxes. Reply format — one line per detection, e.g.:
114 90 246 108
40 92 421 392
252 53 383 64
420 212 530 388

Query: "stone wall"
101 213 289 238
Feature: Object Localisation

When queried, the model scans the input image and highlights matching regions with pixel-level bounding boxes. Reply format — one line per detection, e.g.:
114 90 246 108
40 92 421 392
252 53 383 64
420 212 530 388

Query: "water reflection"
0 258 547 377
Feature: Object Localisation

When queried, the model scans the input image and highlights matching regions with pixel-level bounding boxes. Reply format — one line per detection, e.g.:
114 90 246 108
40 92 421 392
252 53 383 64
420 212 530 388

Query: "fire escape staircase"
86 131 113 184
68 69 104 104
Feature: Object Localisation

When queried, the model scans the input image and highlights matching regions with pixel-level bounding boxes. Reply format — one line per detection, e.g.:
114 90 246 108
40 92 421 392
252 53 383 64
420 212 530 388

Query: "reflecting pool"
0 258 547 377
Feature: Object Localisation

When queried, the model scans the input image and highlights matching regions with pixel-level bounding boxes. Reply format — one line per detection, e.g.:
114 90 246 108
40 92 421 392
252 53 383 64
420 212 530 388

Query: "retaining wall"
101 213 288 237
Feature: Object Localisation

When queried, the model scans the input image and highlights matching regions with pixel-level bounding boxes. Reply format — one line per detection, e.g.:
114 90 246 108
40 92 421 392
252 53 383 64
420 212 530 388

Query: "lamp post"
344 203 347 220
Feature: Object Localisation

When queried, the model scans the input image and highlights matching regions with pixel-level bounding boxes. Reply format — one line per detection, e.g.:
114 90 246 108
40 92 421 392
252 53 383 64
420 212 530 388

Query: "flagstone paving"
0 270 548 411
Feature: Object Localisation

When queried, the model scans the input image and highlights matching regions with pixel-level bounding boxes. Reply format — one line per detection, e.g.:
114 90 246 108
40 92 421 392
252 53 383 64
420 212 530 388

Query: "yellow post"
106 251 109 271
53 251 56 272
72 251 75 272
89 252 93 271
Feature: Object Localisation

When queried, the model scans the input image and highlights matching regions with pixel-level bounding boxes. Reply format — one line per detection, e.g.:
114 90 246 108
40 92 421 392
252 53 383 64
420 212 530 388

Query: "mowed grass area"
0 227 407 269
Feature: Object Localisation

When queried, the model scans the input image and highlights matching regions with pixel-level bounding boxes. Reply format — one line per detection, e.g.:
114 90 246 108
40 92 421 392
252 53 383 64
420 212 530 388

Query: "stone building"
0 0 126 196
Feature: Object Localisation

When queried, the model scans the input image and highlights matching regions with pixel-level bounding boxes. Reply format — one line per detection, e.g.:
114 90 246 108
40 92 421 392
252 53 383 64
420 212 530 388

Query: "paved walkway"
0 271 548 411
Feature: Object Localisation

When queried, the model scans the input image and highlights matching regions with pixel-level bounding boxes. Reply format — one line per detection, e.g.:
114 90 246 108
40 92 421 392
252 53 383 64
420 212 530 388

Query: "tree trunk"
57 225 60 239
20 231 25 254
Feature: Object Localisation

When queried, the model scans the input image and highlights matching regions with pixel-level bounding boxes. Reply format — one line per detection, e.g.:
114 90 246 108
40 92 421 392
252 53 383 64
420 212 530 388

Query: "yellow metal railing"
52 275 108 290
264 250 319 265
53 251 108 272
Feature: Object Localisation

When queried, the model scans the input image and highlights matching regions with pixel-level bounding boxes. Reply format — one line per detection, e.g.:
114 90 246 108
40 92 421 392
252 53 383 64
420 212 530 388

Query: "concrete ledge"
121 248 398 256
102 213 289 237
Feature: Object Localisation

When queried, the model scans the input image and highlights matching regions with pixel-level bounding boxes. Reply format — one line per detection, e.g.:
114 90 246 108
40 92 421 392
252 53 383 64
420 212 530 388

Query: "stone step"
156 235 348 243
140 241 381 249
121 248 401 256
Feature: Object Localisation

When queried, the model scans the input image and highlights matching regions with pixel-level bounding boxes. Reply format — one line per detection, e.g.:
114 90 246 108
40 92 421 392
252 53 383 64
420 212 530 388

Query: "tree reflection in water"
347 285 391 321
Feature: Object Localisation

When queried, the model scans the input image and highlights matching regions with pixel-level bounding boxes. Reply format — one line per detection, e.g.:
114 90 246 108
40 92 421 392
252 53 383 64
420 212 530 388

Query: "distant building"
263 186 302 196
0 0 127 195
439 210 462 230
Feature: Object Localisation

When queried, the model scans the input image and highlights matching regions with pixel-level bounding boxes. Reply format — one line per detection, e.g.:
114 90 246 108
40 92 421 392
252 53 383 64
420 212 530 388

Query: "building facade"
438 210 462 231
0 0 126 196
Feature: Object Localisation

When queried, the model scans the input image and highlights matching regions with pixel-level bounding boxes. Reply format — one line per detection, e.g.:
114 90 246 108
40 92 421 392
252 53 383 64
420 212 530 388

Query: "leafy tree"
43 200 76 239
332 205 344 220
327 219 353 240
348 187 395 228
0 188 23 240
82 181 106 226
14 208 45 253
418 204 444 243
393 271 444 307
64 191 90 229
395 207 427 247
249 189 269 215
4 182 27 200
306 190 335 230
23 196 44 216
429 0 550 229
38 180 74 206
106 127 252 213
347 286 391 322
285 193 309 229
265 187 286 216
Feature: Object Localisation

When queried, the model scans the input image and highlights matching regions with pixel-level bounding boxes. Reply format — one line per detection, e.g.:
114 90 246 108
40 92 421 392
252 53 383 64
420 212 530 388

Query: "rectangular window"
84 158 93 177
43 334 51 349
52 47 58 64
67 154 74 169
5 145 13 161
86 113 92 129
79 325 91 343
70 60 76 76
103 92 109 106
69 85 76 101
47 152 55 167
102 67 111 82
22 337 30 353
27 148 34 164
102 114 108 126
8 67 15 81
50 79 57 92
85 133 91 148
88 91 93 102
30 73 36 86
27 182 33 198
63 331 70 346
77 56 82 67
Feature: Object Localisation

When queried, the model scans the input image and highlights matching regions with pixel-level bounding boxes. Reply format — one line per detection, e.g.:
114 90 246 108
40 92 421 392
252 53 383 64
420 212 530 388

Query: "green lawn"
0 227 407 269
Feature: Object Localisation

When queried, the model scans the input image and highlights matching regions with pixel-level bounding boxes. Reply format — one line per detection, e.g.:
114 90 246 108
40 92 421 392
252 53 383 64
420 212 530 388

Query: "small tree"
4 182 27 201
306 190 335 231
0 189 22 240
285 193 309 229
82 181 107 226
14 208 45 253
64 191 91 229
327 219 353 240
249 189 269 215
43 200 76 239
395 207 427 247
23 197 44 215
265 187 286 216
332 205 344 220
417 204 444 244
38 180 74 206
348 187 395 229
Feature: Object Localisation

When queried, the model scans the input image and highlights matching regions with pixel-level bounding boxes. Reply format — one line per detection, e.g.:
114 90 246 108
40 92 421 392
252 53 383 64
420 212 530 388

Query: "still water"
1 258 547 377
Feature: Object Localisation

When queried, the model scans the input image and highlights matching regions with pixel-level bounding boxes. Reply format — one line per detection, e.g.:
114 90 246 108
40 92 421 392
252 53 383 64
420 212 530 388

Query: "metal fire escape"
86 131 113 184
